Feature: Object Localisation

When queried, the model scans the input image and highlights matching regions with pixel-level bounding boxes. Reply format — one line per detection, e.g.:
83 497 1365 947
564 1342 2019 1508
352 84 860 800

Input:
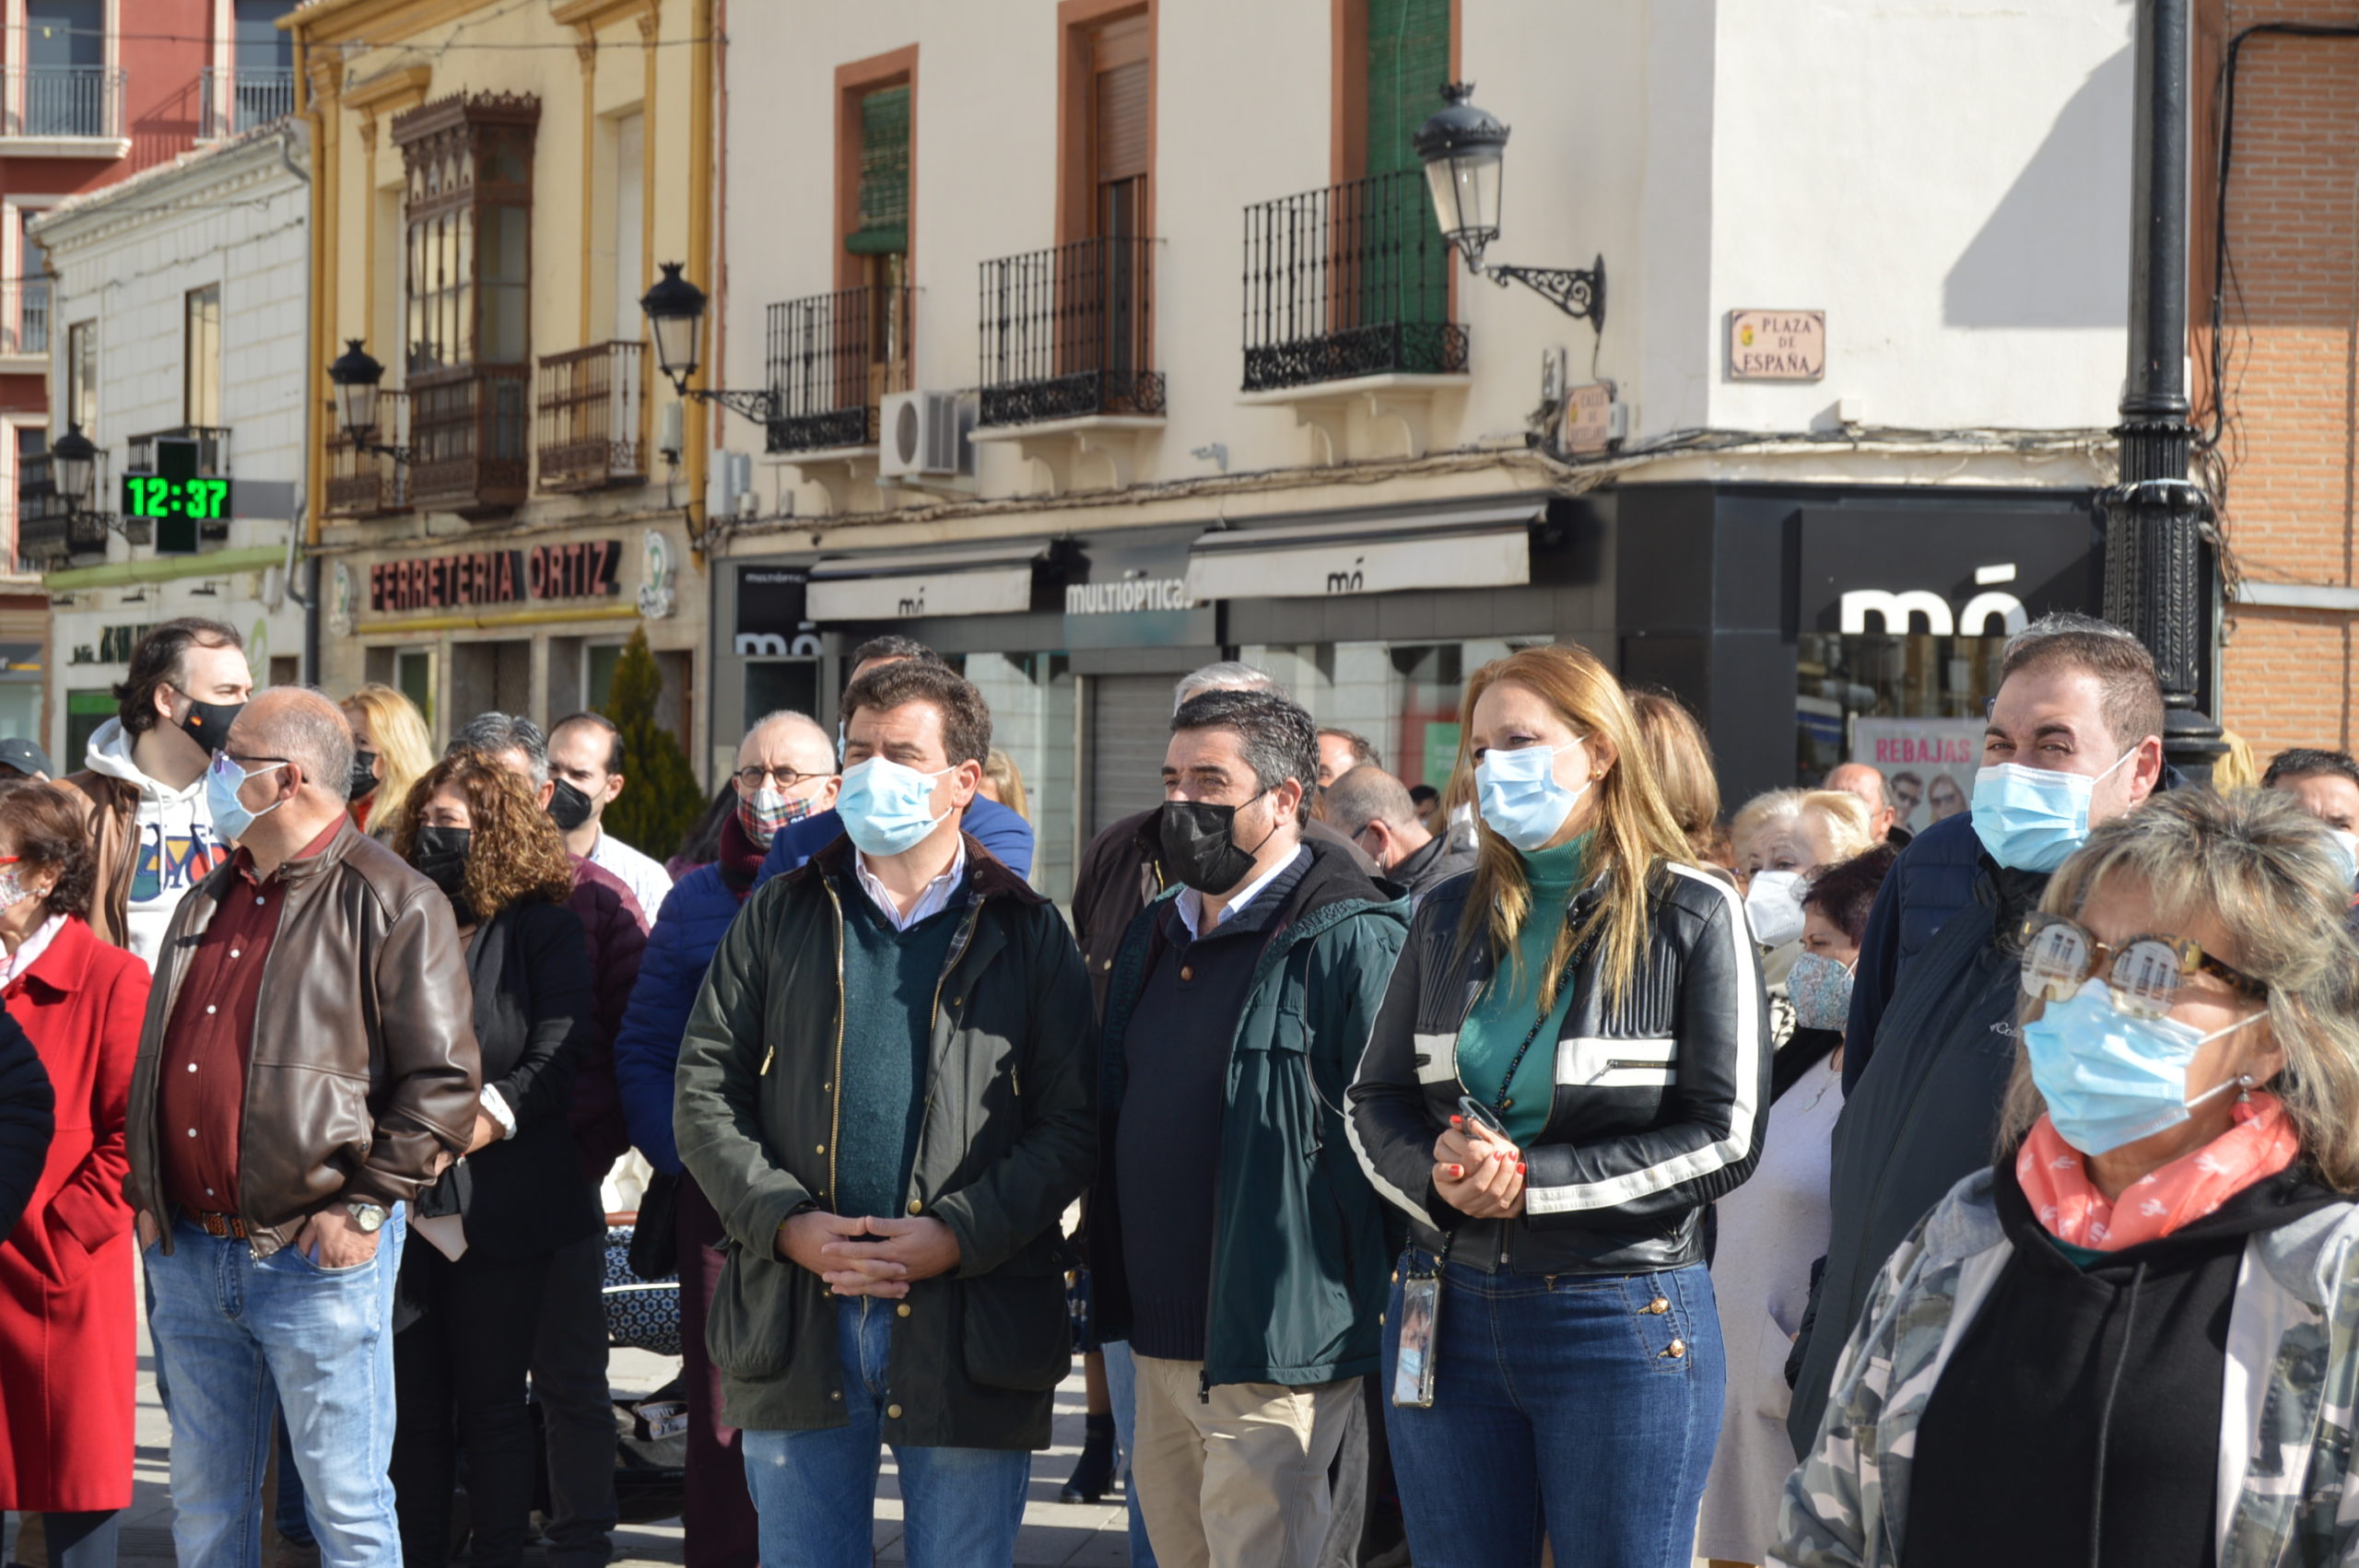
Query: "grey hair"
1321 765 1417 837
742 709 833 763
2000 787 2359 1191
450 711 548 785
1171 690 1320 826
243 687 357 804
1172 660 1281 714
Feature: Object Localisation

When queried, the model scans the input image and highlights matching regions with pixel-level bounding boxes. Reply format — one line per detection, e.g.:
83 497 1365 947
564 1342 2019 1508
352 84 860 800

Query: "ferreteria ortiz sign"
370 540 625 614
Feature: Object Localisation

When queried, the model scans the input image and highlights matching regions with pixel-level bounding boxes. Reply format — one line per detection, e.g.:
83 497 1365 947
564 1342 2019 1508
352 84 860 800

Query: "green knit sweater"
1455 834 1590 1144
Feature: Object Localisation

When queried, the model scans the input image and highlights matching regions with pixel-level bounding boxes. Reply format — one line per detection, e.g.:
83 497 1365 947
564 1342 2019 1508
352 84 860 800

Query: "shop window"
585 639 625 711
1241 638 1548 793
744 661 820 735
965 651 1074 905
395 648 436 734
65 687 113 769
1797 630 2005 836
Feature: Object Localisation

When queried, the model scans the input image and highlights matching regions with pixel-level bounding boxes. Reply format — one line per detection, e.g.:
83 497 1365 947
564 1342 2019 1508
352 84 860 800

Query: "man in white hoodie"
64 617 252 968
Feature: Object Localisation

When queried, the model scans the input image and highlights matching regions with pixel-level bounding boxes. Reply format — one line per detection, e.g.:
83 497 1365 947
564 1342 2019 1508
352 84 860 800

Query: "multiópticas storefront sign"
370 540 624 614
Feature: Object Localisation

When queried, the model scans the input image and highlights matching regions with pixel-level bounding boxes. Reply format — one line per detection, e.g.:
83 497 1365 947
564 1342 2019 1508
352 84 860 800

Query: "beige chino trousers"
1130 1352 1361 1568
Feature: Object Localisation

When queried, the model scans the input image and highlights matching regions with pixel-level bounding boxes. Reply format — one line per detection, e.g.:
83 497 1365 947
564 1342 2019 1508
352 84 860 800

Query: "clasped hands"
1433 1115 1527 1220
776 1211 962 1297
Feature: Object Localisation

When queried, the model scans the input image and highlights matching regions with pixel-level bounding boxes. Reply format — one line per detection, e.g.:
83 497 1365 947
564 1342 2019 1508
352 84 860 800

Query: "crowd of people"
8 610 2359 1568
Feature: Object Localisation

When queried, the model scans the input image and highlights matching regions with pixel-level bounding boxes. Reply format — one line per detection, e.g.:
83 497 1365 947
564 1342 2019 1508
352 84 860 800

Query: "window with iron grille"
849 86 910 258
394 93 539 376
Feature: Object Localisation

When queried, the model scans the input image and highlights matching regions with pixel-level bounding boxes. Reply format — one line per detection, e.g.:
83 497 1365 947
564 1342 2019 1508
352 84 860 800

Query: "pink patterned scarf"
2014 1092 2301 1251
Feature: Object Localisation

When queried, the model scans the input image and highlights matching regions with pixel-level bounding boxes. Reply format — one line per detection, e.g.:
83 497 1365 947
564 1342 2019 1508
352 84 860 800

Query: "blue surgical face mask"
1969 748 2137 872
1788 950 1855 1032
205 752 286 844
836 755 956 857
1474 739 1590 853
2021 977 2264 1156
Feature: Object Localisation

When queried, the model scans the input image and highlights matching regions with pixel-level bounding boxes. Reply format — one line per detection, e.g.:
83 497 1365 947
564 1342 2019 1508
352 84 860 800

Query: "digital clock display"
122 475 232 520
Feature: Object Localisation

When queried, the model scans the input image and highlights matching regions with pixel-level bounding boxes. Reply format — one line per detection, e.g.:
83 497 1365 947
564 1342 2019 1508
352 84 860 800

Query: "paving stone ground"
4 1290 1131 1568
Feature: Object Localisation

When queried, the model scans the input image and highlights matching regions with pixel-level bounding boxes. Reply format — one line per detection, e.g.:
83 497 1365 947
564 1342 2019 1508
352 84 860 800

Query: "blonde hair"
1999 787 2359 1191
1626 690 1719 864
343 683 435 840
2214 729 2260 791
1731 787 1874 872
981 747 1028 822
1456 645 1695 1012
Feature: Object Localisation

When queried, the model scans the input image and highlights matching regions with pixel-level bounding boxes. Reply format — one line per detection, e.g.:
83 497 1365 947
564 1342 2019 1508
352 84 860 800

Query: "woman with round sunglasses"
1349 644 1770 1568
1778 787 2359 1568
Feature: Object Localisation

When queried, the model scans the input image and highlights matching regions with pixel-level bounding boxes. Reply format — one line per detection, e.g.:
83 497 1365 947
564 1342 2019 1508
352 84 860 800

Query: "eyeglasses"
2017 911 2265 1020
734 766 832 790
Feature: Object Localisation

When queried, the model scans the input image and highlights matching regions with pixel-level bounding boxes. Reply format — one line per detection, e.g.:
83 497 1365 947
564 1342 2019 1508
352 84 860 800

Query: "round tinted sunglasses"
2017 910 2265 1020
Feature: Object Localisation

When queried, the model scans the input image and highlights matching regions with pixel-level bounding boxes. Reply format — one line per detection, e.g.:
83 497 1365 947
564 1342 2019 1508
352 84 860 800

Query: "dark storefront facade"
711 481 2102 901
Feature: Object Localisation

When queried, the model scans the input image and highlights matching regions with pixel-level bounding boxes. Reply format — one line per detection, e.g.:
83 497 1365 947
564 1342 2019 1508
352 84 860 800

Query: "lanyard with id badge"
1393 950 1576 1410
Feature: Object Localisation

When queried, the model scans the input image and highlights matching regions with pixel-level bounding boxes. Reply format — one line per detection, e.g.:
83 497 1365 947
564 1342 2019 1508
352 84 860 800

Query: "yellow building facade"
289 0 715 772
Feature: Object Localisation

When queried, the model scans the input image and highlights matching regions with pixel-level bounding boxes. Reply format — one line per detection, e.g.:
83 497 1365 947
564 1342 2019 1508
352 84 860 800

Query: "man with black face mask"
63 617 252 966
1087 690 1408 1568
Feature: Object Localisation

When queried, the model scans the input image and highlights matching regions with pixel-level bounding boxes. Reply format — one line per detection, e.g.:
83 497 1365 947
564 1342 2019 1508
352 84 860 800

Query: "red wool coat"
0 915 149 1511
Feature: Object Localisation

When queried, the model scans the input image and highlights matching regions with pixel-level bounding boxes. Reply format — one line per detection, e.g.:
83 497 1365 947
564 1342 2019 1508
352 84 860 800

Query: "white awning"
1183 498 1544 602
804 541 1048 622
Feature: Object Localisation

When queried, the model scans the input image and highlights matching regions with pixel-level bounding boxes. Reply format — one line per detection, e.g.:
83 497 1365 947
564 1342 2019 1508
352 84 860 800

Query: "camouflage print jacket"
1774 1166 2359 1568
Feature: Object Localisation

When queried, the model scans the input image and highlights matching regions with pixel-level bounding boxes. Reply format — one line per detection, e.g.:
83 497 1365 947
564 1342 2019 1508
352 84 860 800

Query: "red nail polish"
1448 1164 1463 1179
1517 1162 1528 1175
1449 1115 1463 1127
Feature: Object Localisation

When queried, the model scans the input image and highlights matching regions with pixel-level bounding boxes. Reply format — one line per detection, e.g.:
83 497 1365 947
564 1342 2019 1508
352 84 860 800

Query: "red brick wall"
2200 0 2359 760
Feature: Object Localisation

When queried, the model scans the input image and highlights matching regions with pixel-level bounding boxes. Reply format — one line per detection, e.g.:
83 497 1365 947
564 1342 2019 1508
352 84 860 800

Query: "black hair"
842 660 993 767
554 709 625 776
2263 746 2359 792
114 617 243 737
848 635 944 673
1172 690 1320 826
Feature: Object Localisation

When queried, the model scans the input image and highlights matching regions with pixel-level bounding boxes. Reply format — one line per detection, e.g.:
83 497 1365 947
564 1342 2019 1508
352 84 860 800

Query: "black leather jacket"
1347 858 1769 1276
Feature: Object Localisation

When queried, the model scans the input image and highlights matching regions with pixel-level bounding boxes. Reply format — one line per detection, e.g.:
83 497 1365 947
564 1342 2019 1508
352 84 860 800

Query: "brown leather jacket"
61 772 140 949
124 817 482 1257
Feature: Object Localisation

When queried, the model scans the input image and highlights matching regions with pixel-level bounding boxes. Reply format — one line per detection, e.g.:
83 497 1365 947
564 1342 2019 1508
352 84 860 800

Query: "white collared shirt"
586 828 675 929
856 838 970 931
0 911 65 989
1175 847 1307 941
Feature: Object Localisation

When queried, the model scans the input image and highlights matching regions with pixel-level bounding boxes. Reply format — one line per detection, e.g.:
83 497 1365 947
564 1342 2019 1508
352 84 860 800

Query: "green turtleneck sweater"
1456 833 1590 1145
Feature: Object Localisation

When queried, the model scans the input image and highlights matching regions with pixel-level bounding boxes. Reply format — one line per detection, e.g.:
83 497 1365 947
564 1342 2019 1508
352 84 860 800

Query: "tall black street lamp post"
2101 0 2226 785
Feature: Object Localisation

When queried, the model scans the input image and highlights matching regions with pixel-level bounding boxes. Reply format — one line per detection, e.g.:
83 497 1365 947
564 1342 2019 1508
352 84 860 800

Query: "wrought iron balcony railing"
535 341 645 491
200 66 296 139
409 366 530 518
326 392 409 519
2 66 126 140
1242 170 1468 392
979 235 1162 427
764 286 913 454
0 279 46 357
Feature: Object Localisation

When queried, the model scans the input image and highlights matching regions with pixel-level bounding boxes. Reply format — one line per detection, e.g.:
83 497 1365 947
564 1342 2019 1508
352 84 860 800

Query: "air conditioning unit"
879 391 968 479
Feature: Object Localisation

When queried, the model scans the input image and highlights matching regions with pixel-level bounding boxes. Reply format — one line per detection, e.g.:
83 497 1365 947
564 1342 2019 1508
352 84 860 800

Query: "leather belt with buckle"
185 1208 252 1239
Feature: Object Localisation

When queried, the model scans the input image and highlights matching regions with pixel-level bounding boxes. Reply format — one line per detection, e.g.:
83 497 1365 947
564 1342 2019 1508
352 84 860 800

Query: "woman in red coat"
0 780 150 1568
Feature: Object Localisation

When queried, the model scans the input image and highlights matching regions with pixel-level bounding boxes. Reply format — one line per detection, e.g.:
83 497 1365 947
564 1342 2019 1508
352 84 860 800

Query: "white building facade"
31 123 313 770
709 0 2139 900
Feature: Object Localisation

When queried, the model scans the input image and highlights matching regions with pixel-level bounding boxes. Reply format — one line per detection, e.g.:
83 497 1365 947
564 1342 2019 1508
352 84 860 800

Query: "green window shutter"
849 85 910 256
1364 0 1451 333
1366 0 1450 177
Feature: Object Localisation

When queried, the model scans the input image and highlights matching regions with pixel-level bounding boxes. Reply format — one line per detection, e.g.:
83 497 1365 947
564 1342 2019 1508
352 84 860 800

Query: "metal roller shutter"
1088 673 1171 840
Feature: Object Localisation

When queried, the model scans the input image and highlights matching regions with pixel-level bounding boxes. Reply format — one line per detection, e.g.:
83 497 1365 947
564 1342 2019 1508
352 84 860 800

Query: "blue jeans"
1382 1258 1723 1568
1099 1340 1159 1568
742 1296 1033 1568
145 1210 407 1568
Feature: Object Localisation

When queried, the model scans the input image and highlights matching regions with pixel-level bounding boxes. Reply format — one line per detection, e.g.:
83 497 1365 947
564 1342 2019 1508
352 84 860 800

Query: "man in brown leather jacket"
128 687 479 1568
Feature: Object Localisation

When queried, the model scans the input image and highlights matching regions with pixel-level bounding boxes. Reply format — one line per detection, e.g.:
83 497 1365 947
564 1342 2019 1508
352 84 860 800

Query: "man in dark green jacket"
1090 689 1409 1568
674 660 1095 1568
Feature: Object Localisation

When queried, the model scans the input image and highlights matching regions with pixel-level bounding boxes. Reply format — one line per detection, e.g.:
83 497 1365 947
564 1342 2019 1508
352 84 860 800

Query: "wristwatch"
346 1201 388 1234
